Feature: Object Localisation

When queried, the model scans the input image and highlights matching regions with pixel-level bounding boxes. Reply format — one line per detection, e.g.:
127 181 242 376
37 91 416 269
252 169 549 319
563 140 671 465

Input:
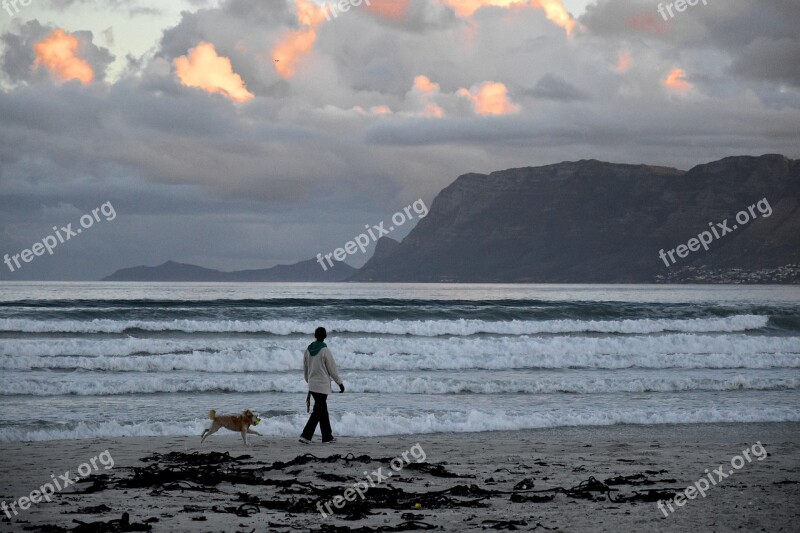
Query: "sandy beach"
1 422 798 532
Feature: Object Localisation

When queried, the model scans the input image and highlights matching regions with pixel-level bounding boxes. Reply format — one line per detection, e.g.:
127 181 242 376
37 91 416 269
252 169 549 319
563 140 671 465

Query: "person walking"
300 327 344 444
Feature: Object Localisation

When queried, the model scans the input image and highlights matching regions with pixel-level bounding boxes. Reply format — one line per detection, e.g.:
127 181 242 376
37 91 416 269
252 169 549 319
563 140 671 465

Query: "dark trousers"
301 392 333 441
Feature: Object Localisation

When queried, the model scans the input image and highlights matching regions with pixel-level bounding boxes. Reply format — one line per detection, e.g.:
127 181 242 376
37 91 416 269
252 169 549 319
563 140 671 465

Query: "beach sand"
1 423 798 532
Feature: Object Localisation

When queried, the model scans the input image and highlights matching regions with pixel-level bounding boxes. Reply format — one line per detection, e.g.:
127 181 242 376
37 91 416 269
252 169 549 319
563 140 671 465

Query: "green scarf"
308 341 327 356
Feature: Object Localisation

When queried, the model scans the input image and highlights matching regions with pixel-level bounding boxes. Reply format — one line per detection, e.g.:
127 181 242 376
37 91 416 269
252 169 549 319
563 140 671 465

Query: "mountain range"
103 154 800 283
102 259 356 282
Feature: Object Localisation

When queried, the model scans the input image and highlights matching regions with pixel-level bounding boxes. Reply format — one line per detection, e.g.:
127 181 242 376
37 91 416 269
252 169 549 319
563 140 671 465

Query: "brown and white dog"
201 409 262 446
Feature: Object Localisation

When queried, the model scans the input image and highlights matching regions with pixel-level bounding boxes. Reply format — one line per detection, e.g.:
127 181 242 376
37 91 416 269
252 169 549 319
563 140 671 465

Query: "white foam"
0 419 209 442
0 337 234 358
3 403 798 442
1 370 796 396
0 314 770 335
3 334 797 372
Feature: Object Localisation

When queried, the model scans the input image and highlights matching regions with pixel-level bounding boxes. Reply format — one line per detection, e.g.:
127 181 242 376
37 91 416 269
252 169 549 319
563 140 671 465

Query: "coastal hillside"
352 155 800 283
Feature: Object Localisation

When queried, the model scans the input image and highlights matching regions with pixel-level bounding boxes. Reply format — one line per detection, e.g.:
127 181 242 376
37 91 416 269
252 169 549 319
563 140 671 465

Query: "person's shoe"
299 437 312 444
322 437 337 444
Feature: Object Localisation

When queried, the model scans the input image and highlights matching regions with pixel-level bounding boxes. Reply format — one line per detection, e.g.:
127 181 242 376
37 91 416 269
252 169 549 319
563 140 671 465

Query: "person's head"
314 327 327 342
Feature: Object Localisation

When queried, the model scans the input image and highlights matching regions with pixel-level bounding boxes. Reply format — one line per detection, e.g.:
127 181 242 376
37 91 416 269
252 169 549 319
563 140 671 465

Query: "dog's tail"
208 409 217 420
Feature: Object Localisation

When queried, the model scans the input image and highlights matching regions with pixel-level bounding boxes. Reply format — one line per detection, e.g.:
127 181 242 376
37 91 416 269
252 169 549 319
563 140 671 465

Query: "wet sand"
1 423 798 532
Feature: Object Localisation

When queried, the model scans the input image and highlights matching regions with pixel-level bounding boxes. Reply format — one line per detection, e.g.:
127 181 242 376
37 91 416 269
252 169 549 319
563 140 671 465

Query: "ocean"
1 282 798 442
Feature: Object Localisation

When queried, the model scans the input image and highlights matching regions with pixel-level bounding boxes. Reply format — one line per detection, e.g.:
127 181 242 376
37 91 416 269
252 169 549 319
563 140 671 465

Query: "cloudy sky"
1 0 798 280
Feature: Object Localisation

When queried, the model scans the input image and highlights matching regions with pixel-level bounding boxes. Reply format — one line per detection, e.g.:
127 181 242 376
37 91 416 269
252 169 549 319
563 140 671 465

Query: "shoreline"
2 422 798 532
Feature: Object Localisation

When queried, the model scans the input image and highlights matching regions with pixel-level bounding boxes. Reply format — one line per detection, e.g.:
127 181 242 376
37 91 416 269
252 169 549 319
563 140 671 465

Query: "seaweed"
63 505 113 515
24 451 686 532
312 521 438 532
25 513 152 533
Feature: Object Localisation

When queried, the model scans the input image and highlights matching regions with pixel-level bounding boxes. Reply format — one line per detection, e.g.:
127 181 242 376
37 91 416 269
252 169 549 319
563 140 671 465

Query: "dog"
201 409 262 446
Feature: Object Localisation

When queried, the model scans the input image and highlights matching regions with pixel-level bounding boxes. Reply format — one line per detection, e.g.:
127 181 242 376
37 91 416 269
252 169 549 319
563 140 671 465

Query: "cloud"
458 81 520 115
414 74 439 95
526 73 588 101
662 68 691 93
439 0 521 18
624 11 668 35
42 0 165 16
440 0 576 36
174 41 255 102
410 75 445 117
102 27 115 47
385 76 521 117
33 29 95 85
2 21 113 85
1 0 799 280
353 104 394 115
613 50 632 73
729 37 800 88
271 0 328 79
531 0 577 37
366 0 412 20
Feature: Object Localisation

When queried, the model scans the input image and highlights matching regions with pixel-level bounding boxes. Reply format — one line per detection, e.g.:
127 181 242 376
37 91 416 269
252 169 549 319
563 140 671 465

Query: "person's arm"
303 350 310 383
324 349 344 392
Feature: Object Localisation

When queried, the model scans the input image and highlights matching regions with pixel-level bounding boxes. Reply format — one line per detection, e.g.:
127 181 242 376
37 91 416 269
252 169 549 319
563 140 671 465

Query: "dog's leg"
241 428 249 446
201 424 220 443
247 428 262 436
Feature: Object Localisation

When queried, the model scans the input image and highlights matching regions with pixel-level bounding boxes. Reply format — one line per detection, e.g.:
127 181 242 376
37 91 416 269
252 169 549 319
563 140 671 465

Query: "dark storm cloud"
0 20 49 83
524 73 589 101
362 103 800 151
0 20 114 84
729 38 800 88
44 0 161 16
581 0 800 88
